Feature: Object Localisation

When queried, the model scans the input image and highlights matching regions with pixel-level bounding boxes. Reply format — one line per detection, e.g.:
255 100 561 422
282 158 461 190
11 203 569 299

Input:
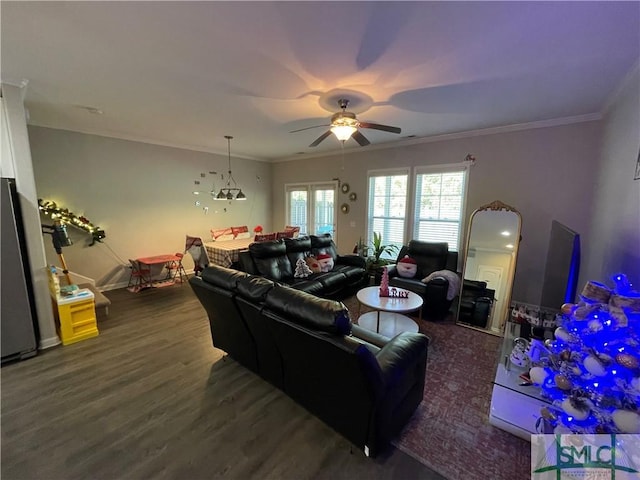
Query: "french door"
285 182 337 239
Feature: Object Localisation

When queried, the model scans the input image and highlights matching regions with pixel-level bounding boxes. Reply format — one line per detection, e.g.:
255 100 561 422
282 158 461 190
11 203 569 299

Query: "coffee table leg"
376 310 380 333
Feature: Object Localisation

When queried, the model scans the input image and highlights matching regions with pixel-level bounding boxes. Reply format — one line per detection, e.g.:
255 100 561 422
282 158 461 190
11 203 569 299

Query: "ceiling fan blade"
358 122 401 134
352 130 370 146
290 124 330 133
309 130 332 147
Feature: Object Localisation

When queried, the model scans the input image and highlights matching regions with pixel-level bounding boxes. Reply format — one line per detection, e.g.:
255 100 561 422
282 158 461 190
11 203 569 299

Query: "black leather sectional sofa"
237 234 368 299
189 265 429 458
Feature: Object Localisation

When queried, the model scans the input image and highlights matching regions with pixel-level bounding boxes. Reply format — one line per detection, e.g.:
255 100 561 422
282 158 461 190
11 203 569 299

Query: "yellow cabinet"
52 289 99 345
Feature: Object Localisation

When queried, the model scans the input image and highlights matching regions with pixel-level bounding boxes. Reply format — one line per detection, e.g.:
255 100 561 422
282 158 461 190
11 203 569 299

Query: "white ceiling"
2 1 639 161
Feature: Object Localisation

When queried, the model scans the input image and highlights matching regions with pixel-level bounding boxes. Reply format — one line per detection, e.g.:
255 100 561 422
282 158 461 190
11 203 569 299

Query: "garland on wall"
38 199 106 245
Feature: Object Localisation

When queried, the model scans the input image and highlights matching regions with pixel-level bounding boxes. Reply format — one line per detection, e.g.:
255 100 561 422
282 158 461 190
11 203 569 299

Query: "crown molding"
28 110 601 165
602 61 640 114
27 123 267 163
274 113 602 163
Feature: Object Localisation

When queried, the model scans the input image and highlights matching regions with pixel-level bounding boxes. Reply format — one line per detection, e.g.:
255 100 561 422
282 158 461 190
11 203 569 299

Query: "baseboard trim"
99 268 195 291
39 335 61 350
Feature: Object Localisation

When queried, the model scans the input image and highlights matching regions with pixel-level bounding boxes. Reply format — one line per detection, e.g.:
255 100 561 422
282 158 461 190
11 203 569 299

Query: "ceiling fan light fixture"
331 125 357 141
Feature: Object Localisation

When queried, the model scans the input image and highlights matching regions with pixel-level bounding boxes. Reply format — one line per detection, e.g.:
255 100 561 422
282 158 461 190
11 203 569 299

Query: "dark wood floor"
1 281 444 480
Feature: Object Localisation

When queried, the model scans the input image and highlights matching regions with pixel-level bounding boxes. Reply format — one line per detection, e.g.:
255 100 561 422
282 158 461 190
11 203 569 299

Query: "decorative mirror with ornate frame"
456 200 522 336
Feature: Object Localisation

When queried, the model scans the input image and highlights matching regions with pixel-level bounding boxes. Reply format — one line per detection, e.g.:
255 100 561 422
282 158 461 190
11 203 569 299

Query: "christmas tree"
294 257 313 278
529 274 640 434
379 266 390 297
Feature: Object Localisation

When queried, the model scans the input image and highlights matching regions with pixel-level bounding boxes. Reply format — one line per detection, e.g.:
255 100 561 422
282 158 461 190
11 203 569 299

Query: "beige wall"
581 65 640 287
29 98 636 305
29 126 272 289
272 121 602 304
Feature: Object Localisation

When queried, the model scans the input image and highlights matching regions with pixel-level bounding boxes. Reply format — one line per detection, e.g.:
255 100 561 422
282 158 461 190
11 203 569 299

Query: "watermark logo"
531 434 640 479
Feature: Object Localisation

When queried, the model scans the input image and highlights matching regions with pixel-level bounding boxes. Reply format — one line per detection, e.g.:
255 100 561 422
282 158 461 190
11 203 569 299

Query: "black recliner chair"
386 240 459 320
457 279 495 328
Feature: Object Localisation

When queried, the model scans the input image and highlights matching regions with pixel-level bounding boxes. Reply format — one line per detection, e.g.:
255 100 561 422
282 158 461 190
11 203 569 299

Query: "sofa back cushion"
310 234 338 264
265 284 351 335
201 265 249 290
236 275 275 302
284 236 311 267
249 239 293 281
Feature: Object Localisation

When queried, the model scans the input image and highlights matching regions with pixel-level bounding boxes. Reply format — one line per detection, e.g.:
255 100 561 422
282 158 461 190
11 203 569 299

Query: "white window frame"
365 168 410 259
285 181 338 240
411 163 470 252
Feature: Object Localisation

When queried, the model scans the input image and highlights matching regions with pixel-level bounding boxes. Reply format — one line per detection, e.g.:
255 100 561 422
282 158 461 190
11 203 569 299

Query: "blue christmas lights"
531 273 640 434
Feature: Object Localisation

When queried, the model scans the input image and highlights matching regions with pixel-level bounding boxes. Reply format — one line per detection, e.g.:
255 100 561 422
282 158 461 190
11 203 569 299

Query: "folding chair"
127 259 151 292
168 252 188 283
185 235 210 276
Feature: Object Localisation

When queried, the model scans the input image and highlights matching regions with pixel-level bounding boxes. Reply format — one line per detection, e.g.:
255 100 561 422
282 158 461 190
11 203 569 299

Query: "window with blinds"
367 171 408 259
413 168 467 251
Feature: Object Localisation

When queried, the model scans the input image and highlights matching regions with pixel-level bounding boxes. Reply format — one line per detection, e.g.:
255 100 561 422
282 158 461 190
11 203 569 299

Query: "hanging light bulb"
331 125 357 141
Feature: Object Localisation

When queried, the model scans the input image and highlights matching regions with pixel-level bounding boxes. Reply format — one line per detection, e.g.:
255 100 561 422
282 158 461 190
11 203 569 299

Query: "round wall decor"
349 192 357 202
340 203 350 214
341 183 350 194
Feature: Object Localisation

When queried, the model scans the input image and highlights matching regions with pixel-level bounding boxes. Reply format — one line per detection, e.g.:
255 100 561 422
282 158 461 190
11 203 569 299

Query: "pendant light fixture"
214 135 246 201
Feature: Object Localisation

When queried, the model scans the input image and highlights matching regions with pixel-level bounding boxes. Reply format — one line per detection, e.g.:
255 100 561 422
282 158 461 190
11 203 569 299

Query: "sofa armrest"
375 332 429 386
337 254 366 269
351 324 390 348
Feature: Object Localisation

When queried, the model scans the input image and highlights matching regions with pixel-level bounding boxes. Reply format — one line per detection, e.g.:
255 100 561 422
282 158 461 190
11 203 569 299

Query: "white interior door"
476 264 504 331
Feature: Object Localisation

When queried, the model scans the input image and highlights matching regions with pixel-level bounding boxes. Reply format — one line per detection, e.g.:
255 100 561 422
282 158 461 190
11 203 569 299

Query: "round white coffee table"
355 286 422 337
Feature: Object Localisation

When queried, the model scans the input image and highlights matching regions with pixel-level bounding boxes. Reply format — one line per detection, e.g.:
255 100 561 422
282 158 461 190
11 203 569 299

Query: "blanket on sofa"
421 270 460 300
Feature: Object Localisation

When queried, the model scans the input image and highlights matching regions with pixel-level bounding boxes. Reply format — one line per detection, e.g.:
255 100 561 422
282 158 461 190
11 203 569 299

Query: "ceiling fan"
290 98 401 147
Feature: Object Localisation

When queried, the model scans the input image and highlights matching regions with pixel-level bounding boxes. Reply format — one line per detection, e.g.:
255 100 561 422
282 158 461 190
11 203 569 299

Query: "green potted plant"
367 232 399 284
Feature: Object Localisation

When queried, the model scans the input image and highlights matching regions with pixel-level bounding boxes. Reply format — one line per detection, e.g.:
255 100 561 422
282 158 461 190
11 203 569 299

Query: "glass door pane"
312 187 335 236
288 189 308 235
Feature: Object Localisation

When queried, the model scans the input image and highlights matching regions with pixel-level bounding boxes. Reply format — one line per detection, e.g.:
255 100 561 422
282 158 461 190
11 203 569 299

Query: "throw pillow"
305 255 322 274
397 255 418 278
294 257 313 278
316 253 334 272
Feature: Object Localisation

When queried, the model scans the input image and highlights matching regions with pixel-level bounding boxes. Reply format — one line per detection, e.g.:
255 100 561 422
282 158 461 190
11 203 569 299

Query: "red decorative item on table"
379 266 390 296
253 225 263 233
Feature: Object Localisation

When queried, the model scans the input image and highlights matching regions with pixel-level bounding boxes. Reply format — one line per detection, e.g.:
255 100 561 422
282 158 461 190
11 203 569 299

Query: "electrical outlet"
350 221 356 228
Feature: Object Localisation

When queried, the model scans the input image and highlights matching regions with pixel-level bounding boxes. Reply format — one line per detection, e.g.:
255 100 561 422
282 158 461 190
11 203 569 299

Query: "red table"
137 254 182 288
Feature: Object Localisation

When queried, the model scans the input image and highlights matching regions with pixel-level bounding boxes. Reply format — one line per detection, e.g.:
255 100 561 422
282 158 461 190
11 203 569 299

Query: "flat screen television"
539 220 581 309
